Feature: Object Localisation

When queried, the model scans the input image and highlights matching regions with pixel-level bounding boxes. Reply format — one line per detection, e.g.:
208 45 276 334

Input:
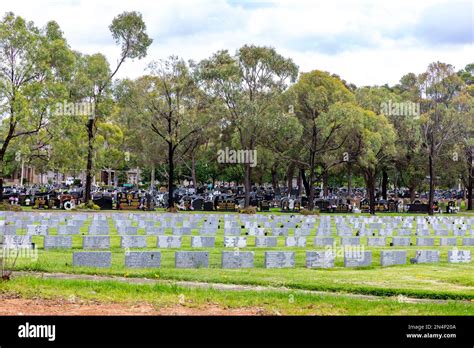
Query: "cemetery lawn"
0 275 473 315
12 246 474 302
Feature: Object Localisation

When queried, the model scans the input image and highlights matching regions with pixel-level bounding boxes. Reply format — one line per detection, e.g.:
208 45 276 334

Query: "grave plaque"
447 250 471 263
57 225 80 235
313 237 335 246
462 238 474 246
83 236 110 249
264 251 295 268
3 235 33 248
172 227 192 236
117 226 138 235
88 225 109 235
26 225 48 236
255 236 278 247
306 251 335 268
340 237 360 246
412 250 440 264
157 236 182 248
199 228 217 235
344 251 372 267
416 238 435 246
391 237 411 246
224 228 241 236
439 237 457 246
146 227 165 235
175 251 209 268
73 252 111 268
223 236 247 248
367 237 386 247
221 251 254 268
120 236 147 248
380 250 406 267
44 236 72 249
125 251 161 268
191 236 215 248
285 237 306 247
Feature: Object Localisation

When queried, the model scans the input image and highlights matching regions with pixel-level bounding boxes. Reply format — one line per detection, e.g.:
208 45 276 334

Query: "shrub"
300 208 320 216
239 206 257 214
0 202 22 212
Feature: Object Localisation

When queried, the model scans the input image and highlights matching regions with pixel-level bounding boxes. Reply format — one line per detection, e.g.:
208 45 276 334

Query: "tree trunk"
271 165 278 193
300 167 310 197
428 152 435 215
468 151 473 210
381 170 388 200
286 162 295 196
408 185 414 201
347 162 352 196
191 153 197 189
296 170 302 197
365 170 376 215
244 163 251 207
150 165 155 191
322 170 329 198
84 119 94 203
168 142 175 209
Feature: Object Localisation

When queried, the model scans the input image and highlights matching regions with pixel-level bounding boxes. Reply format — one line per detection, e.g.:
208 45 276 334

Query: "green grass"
1 276 473 315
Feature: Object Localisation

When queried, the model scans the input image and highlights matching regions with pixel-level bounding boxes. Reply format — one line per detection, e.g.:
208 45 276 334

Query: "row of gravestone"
3 235 474 249
72 249 472 269
4 224 474 242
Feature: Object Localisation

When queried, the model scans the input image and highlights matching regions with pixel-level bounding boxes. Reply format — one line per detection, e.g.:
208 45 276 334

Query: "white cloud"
1 0 472 86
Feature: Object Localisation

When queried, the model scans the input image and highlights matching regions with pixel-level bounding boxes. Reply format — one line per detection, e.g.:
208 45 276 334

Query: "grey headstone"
434 229 449 236
412 250 440 263
125 251 161 268
380 250 406 267
44 236 72 249
3 235 33 248
117 226 138 235
313 237 335 246
391 237 411 246
255 236 278 247
416 237 435 246
57 225 80 235
191 236 215 248
224 228 241 236
439 237 457 246
73 251 111 268
221 251 254 268
264 251 295 268
367 237 386 247
172 227 192 235
340 237 360 246
157 236 182 248
146 227 165 235
83 236 110 249
344 251 372 267
175 251 209 268
285 237 306 247
26 225 49 236
447 250 471 263
121 235 147 248
462 238 474 246
88 225 110 235
223 236 247 248
306 251 335 268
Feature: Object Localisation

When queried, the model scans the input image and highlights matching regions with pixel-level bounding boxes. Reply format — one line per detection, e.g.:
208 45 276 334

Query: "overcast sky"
2 0 473 86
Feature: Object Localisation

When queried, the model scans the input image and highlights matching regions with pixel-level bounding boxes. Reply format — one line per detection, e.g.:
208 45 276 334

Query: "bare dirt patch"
0 296 268 316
